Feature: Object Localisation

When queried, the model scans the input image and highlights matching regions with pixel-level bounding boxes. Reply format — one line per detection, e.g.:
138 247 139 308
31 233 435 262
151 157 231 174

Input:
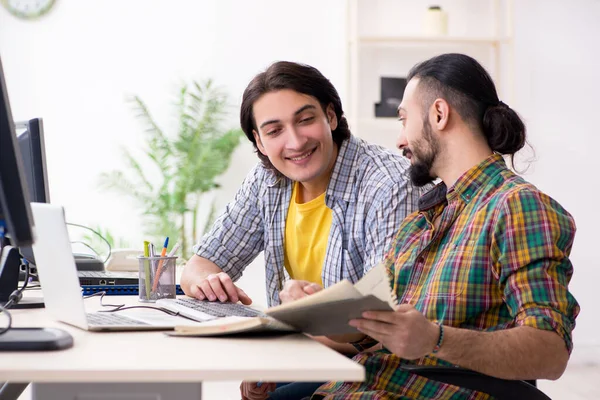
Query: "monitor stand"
0 327 73 351
0 247 64 352
0 245 44 308
0 296 44 309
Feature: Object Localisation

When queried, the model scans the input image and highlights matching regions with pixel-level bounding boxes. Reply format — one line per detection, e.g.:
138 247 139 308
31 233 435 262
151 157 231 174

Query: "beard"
407 118 439 187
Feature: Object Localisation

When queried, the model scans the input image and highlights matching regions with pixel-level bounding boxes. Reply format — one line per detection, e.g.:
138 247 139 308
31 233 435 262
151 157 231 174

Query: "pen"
143 240 151 299
152 237 169 292
160 237 169 257
167 242 180 257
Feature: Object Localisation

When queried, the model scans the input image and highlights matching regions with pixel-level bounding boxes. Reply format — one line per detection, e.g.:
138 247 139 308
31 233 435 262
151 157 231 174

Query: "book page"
177 316 253 328
171 316 294 336
266 279 362 314
354 262 394 306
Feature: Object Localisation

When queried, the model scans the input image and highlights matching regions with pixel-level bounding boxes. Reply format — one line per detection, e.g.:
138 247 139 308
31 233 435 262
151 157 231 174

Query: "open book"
170 263 395 337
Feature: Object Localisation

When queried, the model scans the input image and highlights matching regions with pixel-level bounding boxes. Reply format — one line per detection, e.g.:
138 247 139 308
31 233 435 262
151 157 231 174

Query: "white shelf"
346 0 515 151
356 35 511 45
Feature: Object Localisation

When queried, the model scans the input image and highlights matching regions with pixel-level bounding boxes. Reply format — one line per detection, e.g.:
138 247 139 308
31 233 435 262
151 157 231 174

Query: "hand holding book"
171 263 395 337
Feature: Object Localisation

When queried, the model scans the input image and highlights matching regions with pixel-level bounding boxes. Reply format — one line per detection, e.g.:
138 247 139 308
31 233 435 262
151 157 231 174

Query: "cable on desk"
0 305 12 335
83 291 197 321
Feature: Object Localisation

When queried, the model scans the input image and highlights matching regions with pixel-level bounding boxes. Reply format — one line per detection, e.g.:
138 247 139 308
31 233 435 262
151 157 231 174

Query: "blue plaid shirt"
195 135 422 306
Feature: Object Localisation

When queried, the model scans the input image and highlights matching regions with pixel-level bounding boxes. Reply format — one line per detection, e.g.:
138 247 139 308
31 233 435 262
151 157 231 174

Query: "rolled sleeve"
493 188 580 354
515 307 575 353
194 166 266 282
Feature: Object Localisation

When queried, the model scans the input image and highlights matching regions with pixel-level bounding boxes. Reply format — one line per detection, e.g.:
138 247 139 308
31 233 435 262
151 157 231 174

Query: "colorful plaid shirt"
314 154 580 399
195 135 422 306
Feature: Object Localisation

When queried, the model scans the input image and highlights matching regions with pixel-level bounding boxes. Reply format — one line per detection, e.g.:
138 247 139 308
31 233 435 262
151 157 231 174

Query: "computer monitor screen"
0 56 35 247
16 118 49 204
13 119 49 269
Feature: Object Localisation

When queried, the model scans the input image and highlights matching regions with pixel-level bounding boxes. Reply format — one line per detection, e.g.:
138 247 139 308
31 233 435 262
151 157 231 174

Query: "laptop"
29 203 193 331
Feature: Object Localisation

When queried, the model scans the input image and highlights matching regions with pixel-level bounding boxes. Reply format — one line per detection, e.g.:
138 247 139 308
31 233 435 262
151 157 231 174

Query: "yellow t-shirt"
283 182 333 286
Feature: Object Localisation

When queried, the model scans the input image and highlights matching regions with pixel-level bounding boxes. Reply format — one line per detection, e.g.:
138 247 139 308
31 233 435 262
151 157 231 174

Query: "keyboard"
87 312 149 326
157 298 266 322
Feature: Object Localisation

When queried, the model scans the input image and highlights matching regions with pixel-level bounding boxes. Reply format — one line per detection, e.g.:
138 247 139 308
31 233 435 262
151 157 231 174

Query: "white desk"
0 295 364 399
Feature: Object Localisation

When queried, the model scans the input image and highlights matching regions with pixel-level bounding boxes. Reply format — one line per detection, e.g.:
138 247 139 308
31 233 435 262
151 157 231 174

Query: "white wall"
0 0 347 307
512 0 600 358
1 0 598 357
0 0 347 246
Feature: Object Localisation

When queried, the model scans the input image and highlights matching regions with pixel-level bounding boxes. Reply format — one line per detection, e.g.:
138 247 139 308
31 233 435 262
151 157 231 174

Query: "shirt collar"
418 182 447 211
418 153 507 211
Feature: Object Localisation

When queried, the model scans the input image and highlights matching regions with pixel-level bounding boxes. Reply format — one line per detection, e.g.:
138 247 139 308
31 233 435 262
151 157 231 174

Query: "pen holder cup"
137 256 178 303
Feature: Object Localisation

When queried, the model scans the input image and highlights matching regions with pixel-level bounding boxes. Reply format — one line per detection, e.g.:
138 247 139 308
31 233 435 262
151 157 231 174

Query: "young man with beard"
180 61 422 399
306 53 580 399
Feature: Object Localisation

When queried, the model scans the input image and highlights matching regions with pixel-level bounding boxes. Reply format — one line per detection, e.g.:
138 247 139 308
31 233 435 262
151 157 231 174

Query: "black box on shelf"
374 77 407 118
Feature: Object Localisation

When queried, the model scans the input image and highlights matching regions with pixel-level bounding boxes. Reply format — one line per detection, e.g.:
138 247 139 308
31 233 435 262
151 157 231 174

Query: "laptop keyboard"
168 298 266 318
87 312 150 326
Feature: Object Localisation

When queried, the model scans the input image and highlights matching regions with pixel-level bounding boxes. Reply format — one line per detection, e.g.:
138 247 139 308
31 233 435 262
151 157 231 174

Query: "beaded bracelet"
432 323 444 354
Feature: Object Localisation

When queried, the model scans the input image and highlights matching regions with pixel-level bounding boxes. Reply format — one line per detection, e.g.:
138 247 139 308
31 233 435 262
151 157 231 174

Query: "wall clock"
1 0 56 20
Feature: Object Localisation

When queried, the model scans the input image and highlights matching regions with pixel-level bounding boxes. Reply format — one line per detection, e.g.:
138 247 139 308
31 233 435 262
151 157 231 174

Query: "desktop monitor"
0 58 35 247
14 118 49 269
16 118 49 204
0 55 41 308
0 55 70 351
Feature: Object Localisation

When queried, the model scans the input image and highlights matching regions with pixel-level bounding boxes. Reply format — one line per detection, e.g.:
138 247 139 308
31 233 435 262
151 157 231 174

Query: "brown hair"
240 61 351 173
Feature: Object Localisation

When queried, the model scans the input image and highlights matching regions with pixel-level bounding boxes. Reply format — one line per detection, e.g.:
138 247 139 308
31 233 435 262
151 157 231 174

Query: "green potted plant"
100 80 243 259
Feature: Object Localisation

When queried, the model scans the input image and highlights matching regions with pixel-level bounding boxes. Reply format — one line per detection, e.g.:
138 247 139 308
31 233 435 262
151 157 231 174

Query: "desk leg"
31 382 203 399
0 383 28 400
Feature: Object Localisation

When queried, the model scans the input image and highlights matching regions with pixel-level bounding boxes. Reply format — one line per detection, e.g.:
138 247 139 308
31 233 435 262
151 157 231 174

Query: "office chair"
399 364 551 400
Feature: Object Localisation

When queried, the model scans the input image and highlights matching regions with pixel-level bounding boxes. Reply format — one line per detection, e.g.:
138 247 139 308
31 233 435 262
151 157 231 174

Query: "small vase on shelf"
423 5 448 36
